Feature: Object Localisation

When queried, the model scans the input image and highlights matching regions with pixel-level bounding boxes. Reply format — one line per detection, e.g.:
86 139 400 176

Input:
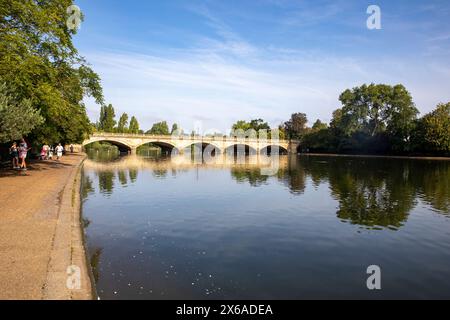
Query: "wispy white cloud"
82 1 450 132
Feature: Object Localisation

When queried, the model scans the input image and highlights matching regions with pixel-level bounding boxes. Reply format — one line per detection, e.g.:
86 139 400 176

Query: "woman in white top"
55 144 64 160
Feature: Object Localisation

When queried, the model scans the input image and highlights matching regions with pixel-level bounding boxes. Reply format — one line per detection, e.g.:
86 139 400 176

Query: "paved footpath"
0 154 92 300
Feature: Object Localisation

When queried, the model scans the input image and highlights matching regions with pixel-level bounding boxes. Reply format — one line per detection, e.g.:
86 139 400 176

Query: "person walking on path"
9 142 19 169
70 144 74 153
40 145 47 160
18 138 30 170
55 143 64 161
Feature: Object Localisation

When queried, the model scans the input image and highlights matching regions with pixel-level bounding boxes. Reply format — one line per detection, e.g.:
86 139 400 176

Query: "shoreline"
0 153 93 300
42 153 93 300
298 153 450 161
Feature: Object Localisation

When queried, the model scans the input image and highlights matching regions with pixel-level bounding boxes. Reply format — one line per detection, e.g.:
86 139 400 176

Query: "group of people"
39 144 65 161
9 138 31 170
9 139 65 170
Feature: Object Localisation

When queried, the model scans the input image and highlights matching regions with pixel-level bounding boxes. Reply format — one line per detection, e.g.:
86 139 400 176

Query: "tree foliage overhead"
0 0 104 143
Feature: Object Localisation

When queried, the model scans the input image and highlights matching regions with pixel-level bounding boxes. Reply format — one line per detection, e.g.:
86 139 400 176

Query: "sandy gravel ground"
0 154 87 300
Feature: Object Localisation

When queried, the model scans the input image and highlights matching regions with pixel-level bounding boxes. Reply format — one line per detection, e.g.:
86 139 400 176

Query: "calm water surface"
81 152 450 299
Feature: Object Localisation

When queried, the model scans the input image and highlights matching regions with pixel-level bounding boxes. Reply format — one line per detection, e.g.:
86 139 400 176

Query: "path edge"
42 154 94 300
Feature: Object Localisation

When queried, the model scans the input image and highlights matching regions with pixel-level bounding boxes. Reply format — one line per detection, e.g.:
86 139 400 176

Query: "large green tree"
98 104 116 132
117 112 129 133
0 83 44 143
128 116 140 134
337 84 418 152
0 0 103 144
284 113 309 140
147 121 170 135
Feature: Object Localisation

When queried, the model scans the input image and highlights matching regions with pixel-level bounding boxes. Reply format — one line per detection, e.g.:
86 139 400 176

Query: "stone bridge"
82 133 300 154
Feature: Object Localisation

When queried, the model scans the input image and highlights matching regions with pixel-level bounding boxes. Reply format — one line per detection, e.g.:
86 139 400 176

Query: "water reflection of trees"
231 167 269 187
84 153 450 230
412 161 450 215
89 248 103 284
276 156 306 194
282 156 450 229
326 158 416 230
81 173 95 200
97 171 115 196
118 170 128 186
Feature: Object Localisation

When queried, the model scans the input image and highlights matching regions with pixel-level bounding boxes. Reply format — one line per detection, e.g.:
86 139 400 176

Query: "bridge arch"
136 141 179 155
183 142 222 156
259 144 289 155
225 144 258 155
83 138 133 153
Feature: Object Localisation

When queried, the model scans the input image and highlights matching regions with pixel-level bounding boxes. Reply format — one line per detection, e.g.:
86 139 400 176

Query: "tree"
0 0 104 143
171 123 179 135
312 120 328 132
325 85 414 152
0 83 44 143
117 113 129 133
98 104 116 132
284 113 309 140
231 119 270 137
128 116 140 134
147 121 170 135
414 103 450 155
338 84 418 152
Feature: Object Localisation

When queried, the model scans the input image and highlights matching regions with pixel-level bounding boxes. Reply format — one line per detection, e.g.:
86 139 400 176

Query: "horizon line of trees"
231 84 449 156
285 84 449 157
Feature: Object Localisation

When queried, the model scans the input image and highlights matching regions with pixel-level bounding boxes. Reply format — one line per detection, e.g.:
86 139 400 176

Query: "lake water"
81 152 450 299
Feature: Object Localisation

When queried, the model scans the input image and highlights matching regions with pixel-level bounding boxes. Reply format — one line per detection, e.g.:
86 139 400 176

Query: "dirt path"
0 154 90 300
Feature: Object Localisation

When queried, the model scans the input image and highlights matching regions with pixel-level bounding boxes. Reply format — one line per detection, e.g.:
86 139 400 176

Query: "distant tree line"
230 119 285 139
95 104 142 134
95 105 182 137
283 84 450 156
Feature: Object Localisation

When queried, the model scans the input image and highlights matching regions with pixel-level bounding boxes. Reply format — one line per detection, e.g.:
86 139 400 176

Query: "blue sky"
74 0 450 133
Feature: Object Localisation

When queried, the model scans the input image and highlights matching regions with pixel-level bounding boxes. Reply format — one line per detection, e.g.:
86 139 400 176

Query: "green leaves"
283 113 308 140
147 121 170 135
0 83 44 143
414 103 450 155
98 104 116 132
336 84 418 152
117 113 129 133
128 116 140 134
0 0 104 144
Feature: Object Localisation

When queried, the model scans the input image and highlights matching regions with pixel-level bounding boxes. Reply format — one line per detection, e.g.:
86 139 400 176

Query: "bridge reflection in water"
83 153 289 172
